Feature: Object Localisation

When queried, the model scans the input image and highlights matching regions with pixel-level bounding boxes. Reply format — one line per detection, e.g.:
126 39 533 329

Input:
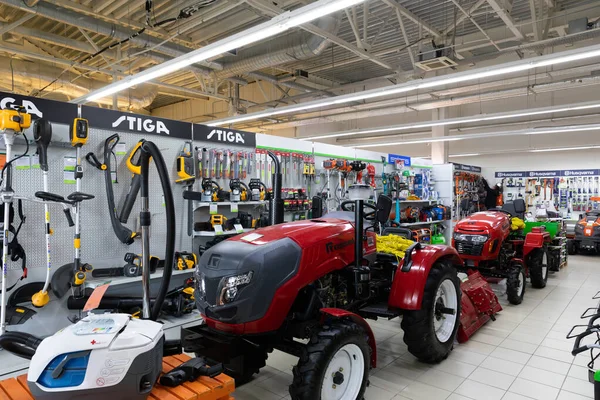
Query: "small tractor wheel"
290 320 370 400
401 262 461 364
567 239 578 255
506 264 526 305
196 351 268 385
529 248 549 289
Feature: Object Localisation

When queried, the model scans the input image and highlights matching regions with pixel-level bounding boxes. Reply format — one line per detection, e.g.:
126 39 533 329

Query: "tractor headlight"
453 233 489 243
217 271 253 305
195 272 206 301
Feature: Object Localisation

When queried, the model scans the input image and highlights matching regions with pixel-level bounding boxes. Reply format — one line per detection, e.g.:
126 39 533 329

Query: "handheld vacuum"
0 140 176 400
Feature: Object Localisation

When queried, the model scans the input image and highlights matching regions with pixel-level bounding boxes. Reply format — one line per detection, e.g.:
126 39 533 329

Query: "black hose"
267 151 284 225
103 134 136 245
140 141 175 321
0 331 42 360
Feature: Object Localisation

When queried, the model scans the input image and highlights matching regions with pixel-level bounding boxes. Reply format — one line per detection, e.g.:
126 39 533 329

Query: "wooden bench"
0 354 235 400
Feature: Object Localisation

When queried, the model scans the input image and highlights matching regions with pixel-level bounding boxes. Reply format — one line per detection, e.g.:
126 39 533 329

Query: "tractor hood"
454 211 510 235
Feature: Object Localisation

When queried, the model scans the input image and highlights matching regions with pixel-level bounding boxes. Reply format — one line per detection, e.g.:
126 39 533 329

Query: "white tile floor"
233 255 600 400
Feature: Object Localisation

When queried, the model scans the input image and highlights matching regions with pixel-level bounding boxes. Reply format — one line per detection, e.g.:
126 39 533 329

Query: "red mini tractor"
453 199 551 305
184 194 468 400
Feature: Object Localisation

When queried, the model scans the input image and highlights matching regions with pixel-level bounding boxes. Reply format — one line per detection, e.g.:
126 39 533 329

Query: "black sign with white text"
0 91 77 125
193 124 256 148
82 105 192 139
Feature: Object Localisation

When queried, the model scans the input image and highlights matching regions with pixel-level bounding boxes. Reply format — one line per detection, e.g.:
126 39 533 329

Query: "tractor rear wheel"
529 248 549 289
290 320 370 400
401 262 461 363
506 264 526 305
567 239 578 255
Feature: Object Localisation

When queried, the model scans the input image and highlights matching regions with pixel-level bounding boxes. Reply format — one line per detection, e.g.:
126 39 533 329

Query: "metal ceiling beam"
485 0 524 39
245 0 396 71
448 0 501 51
379 0 441 39
529 0 540 41
442 0 487 35
0 13 34 35
345 8 365 49
395 9 415 66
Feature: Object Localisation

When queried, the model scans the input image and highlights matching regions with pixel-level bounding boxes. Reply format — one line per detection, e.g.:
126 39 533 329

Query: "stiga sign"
454 163 482 173
194 124 256 148
81 105 192 139
0 91 77 125
387 154 411 167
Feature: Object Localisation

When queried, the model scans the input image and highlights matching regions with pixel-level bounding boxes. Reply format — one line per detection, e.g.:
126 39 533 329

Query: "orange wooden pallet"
0 354 235 400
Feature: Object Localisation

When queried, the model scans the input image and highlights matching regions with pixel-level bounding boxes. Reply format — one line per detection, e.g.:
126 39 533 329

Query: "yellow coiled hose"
511 217 525 231
376 235 415 261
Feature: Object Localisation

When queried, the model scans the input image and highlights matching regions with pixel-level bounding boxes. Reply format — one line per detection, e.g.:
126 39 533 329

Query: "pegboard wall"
4 121 193 289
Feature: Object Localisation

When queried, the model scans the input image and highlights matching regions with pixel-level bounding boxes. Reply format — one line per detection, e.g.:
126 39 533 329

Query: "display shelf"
400 220 448 227
398 200 439 204
194 200 266 210
193 228 254 237
86 269 194 289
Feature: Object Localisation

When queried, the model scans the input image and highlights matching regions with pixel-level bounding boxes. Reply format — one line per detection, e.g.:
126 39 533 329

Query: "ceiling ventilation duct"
415 41 458 72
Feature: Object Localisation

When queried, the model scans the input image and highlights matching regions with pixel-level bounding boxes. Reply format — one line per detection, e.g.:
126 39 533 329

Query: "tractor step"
359 302 400 320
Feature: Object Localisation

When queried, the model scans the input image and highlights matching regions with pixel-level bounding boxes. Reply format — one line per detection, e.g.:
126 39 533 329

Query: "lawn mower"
182 161 499 399
568 210 600 254
453 199 552 305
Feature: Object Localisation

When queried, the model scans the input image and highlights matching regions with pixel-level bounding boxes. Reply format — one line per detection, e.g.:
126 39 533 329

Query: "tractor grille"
455 240 484 256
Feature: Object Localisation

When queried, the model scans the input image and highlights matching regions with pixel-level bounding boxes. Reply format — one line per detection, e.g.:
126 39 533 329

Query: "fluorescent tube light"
530 146 597 152
209 44 600 126
78 0 366 103
302 101 600 141
352 123 600 148
449 153 482 157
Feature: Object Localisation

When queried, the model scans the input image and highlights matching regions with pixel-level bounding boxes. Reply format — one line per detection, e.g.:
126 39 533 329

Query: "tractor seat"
67 192 95 203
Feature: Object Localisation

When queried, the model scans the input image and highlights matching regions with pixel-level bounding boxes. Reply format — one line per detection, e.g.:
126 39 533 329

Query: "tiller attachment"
458 270 502 343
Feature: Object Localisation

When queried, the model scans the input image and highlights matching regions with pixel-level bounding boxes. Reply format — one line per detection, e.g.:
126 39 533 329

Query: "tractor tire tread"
506 266 525 305
529 248 548 289
401 262 461 364
290 320 370 400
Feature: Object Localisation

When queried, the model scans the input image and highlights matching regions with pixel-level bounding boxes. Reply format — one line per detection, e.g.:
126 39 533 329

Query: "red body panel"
320 308 377 367
388 245 463 310
458 271 502 343
205 219 377 335
522 227 551 258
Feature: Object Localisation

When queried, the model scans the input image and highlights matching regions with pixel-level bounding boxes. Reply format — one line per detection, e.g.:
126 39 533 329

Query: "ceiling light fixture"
301 101 600 141
448 153 482 157
529 146 598 152
75 0 367 103
208 43 600 126
351 124 600 148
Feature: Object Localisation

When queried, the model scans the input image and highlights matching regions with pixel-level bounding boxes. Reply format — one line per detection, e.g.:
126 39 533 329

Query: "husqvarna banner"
0 91 77 125
81 105 192 139
495 169 600 178
193 124 256 148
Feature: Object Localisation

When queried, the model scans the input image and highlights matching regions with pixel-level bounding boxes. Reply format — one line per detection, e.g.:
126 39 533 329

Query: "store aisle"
232 255 600 400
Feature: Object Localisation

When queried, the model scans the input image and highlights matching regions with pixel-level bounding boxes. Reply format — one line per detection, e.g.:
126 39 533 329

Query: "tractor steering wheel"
341 201 377 221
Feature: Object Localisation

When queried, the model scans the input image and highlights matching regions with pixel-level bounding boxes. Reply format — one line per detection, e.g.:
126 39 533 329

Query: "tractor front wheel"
401 262 461 363
529 248 549 289
567 239 578 255
506 264 526 305
290 321 370 400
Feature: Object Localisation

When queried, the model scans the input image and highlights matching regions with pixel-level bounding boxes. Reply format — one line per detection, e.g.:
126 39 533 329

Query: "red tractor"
452 199 551 305
184 194 467 399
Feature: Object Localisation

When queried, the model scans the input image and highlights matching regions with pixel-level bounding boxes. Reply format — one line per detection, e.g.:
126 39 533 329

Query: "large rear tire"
506 264 526 305
529 248 549 289
290 321 370 400
401 262 461 364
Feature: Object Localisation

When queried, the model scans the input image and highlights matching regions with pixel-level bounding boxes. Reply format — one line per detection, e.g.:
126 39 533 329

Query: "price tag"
63 156 77 171
230 203 238 213
110 172 117 183
115 142 127 156
15 155 30 170
64 170 76 184
31 155 40 169
214 225 224 235
234 223 244 233
209 203 218 215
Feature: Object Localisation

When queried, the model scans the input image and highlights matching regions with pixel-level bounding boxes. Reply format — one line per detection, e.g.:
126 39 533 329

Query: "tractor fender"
523 230 550 259
320 308 377 368
388 245 463 311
